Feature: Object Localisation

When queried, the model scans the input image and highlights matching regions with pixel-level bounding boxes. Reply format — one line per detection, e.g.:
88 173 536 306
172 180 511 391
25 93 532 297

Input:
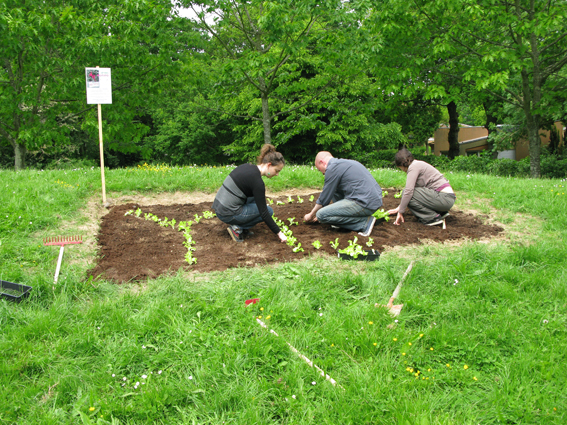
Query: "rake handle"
54 246 65 284
387 261 414 307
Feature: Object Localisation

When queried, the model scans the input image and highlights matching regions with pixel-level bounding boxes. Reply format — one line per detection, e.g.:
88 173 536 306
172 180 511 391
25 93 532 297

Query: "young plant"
124 209 134 216
330 238 340 250
159 217 170 227
134 208 142 217
292 243 304 253
366 237 374 247
312 240 322 249
382 190 389 197
287 217 298 226
394 190 402 199
194 214 202 223
297 195 304 203
286 235 298 246
202 211 215 219
373 208 390 222
287 195 294 203
267 198 274 205
276 201 285 205
309 195 315 202
338 237 368 259
169 218 177 229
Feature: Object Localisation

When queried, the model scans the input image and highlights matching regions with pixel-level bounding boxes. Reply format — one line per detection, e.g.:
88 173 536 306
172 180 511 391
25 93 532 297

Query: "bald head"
315 151 333 174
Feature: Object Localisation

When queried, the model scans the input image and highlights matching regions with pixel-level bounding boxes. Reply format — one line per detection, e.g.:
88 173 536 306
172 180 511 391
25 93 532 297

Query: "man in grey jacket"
303 151 383 237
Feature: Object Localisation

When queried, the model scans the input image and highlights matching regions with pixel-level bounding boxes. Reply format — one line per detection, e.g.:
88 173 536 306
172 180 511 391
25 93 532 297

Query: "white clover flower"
312 381 316 385
189 376 193 380
142 375 147 379
158 370 162 374
142 345 146 349
319 313 323 316
123 377 127 381
292 395 296 399
543 319 549 324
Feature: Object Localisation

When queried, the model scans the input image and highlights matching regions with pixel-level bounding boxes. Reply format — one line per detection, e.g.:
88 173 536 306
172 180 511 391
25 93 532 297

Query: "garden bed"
88 191 503 283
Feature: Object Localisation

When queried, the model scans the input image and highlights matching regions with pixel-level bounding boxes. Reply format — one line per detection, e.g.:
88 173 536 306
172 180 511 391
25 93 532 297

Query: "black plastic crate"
337 249 380 261
1 280 32 303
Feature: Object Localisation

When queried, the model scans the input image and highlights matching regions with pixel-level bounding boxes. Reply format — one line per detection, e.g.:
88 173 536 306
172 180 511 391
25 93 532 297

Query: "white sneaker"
358 217 376 237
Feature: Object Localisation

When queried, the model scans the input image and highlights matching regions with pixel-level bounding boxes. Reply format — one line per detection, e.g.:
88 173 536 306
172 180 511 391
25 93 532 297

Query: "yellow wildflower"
464 365 469 370
89 407 95 412
393 338 398 341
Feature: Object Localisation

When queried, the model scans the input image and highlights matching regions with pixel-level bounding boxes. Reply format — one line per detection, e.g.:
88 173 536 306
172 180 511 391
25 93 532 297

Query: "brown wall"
433 127 488 156
434 122 564 160
515 122 564 160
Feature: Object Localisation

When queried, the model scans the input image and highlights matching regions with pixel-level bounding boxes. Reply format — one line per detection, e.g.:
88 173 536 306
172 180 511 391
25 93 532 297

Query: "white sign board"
85 68 112 104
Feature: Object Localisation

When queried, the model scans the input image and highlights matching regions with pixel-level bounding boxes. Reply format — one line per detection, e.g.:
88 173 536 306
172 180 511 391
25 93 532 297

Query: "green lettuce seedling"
267 198 274 205
330 238 340 250
382 190 388 197
287 195 294 203
297 196 304 203
293 243 304 253
277 201 285 205
366 237 374 247
312 240 322 249
338 237 368 259
309 195 315 202
202 211 215 219
372 208 390 222
394 191 402 199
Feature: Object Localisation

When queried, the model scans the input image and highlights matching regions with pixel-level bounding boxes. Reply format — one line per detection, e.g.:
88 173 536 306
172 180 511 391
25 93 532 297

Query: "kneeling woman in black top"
212 144 288 243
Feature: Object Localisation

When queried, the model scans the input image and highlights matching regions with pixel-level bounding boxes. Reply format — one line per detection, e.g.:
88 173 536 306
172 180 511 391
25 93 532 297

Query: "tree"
0 0 192 170
411 0 567 176
180 0 358 156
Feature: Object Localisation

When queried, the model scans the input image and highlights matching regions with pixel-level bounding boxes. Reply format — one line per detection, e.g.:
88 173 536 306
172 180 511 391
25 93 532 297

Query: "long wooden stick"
255 318 345 390
97 66 107 204
53 246 64 284
387 261 414 308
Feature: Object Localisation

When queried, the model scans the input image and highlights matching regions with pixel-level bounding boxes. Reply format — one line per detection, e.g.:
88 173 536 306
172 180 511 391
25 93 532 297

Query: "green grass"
1 165 566 424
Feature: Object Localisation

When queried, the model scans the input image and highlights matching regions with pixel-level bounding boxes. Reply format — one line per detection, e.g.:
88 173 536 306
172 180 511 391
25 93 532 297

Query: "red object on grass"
245 298 260 305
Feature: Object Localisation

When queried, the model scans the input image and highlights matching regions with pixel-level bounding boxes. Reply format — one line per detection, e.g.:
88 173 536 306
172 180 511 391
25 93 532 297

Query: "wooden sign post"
85 66 112 204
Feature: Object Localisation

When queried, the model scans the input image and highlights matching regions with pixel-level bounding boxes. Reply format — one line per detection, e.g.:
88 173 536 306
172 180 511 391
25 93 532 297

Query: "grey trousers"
406 187 456 223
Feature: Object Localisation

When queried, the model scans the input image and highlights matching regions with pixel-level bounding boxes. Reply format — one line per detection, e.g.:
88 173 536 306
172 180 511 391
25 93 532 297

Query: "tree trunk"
14 142 27 170
259 77 272 145
447 101 460 159
483 101 499 135
521 66 541 178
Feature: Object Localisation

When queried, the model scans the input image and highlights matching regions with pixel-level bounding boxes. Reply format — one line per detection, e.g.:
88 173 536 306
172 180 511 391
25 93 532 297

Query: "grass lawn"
1 164 566 424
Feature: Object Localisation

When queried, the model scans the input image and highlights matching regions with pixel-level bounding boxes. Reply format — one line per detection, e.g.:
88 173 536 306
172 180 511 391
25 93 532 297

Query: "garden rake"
43 236 83 284
376 260 414 317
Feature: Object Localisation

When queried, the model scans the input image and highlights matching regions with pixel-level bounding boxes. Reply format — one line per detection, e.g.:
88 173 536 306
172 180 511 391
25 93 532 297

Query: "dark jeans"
215 197 273 231
316 198 375 232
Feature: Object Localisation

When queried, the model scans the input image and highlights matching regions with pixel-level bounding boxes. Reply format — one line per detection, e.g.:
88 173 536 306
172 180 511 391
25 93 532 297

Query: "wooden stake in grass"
254 316 345 391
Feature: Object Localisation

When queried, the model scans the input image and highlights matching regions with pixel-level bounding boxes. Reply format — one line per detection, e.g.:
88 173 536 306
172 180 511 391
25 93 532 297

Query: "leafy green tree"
1 0 193 170
180 0 359 157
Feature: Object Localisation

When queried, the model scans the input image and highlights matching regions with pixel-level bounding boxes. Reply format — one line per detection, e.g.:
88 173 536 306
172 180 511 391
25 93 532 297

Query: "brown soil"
88 192 503 283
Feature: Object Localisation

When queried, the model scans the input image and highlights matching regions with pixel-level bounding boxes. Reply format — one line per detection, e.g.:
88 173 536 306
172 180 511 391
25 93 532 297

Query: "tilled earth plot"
88 192 503 283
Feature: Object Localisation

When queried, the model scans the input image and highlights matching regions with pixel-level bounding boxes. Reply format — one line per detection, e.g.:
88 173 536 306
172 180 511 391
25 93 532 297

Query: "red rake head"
43 235 83 246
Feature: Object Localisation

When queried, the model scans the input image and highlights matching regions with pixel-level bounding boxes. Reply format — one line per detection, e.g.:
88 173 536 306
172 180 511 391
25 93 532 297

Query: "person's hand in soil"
303 212 318 223
393 212 405 225
304 203 323 223
277 231 287 243
387 207 404 225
